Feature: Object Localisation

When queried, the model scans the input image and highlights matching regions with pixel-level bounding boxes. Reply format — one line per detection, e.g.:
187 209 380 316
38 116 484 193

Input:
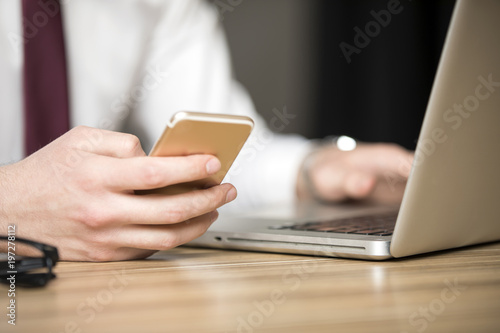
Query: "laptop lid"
390 0 500 257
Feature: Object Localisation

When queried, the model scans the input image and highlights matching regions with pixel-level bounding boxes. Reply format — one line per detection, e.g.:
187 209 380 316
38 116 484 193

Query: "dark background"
221 0 456 150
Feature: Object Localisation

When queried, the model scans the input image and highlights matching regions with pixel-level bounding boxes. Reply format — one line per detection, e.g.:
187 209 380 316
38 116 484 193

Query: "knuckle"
68 125 93 140
84 232 119 261
191 190 216 211
63 126 105 153
73 168 99 192
163 207 188 224
121 134 142 154
193 217 213 238
158 234 180 250
75 204 112 228
70 125 89 135
140 164 165 188
73 230 117 261
63 126 90 145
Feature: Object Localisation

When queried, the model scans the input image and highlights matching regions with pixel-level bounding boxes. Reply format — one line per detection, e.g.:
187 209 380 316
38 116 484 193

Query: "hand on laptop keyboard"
297 143 413 204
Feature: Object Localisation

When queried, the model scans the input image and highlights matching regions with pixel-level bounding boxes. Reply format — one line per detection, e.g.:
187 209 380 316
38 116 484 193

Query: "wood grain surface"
2 243 500 333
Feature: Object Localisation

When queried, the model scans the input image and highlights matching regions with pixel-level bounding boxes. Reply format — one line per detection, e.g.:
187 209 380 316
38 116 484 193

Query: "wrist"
296 147 322 201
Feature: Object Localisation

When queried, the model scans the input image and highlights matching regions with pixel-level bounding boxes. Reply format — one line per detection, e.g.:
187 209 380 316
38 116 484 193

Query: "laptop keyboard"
271 212 398 236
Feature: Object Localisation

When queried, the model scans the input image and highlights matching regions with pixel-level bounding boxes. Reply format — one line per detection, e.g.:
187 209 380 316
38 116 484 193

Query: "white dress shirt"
0 0 311 209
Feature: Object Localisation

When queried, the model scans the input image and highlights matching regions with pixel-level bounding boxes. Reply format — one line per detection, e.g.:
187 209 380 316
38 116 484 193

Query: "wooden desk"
2 243 500 333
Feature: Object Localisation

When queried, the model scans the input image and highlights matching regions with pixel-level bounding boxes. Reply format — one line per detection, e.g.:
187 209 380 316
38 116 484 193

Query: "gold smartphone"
137 111 254 195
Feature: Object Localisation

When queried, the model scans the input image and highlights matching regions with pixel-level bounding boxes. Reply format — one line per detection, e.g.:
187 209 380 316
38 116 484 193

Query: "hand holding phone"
137 111 254 195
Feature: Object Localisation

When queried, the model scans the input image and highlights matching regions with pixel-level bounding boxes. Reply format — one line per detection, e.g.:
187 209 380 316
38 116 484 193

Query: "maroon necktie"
22 0 70 156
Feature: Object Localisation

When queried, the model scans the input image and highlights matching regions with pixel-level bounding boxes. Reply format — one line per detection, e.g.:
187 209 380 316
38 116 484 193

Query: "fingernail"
225 187 237 203
206 158 221 174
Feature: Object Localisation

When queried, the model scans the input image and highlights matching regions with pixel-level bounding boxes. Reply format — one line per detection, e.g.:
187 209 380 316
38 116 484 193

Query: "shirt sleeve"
126 0 312 209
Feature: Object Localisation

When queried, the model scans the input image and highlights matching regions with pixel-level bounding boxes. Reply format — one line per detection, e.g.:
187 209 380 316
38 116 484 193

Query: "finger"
64 126 146 158
110 211 219 251
343 172 377 199
62 247 157 262
95 154 222 191
315 167 375 201
100 183 236 226
347 144 414 179
312 162 349 201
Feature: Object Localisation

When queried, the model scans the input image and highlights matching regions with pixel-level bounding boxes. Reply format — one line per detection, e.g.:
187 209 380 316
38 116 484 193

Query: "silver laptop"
189 0 500 260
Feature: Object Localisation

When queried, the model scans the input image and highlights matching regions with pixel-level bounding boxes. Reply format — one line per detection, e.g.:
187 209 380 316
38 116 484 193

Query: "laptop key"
273 212 398 236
